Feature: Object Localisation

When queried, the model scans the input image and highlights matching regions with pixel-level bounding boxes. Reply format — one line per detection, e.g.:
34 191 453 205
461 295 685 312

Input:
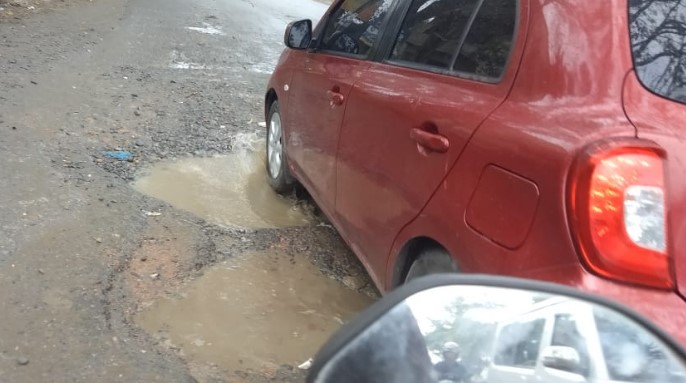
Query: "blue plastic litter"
103 151 133 161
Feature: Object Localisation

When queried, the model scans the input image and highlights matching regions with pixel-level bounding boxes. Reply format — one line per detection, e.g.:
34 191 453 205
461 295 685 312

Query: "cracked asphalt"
0 0 376 381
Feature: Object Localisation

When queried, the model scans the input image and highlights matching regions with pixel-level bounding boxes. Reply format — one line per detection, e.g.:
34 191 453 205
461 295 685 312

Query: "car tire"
266 101 295 195
404 247 458 283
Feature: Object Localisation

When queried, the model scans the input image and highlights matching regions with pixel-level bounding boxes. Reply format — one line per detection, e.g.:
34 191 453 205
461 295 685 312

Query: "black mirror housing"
285 19 313 50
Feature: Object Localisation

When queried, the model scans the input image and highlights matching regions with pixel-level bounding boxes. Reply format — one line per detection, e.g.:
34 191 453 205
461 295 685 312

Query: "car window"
629 0 686 104
551 314 591 376
319 0 395 56
593 307 674 383
493 318 545 368
453 0 517 79
389 0 480 69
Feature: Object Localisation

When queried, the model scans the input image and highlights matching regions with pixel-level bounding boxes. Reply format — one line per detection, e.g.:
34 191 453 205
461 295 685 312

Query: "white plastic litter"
298 358 313 370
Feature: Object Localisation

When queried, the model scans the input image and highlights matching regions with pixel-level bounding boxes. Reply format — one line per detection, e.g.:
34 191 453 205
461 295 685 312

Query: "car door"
334 0 522 276
286 0 397 212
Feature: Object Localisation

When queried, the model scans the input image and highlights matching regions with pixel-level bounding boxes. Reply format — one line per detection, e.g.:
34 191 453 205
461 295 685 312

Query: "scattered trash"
143 211 162 217
103 150 133 161
298 358 313 370
149 273 160 280
257 121 266 128
27 5 34 10
94 237 102 243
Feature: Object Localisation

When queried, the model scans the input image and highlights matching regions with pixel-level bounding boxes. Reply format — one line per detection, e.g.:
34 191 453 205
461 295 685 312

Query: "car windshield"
629 0 686 104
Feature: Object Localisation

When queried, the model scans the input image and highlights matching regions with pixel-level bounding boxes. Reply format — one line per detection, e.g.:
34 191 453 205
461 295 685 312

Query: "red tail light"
568 140 671 289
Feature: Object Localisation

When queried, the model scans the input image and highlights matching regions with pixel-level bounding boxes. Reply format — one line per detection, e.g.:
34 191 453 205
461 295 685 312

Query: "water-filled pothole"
136 250 375 372
132 150 311 229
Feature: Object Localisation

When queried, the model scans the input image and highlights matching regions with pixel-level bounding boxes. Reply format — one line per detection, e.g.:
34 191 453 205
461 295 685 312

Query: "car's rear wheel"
266 101 295 194
404 247 458 283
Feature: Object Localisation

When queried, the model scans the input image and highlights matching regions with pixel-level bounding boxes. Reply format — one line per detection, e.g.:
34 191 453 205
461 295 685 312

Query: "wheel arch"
265 88 278 120
390 236 452 288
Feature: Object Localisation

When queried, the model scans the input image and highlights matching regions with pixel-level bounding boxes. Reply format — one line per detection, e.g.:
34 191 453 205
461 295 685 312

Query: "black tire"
404 247 458 283
266 101 295 195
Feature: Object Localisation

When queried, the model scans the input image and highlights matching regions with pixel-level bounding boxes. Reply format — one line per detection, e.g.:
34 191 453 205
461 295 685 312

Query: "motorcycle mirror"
307 275 686 383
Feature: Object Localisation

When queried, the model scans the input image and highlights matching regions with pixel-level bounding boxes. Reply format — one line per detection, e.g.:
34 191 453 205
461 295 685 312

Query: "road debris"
298 358 313 370
102 150 133 161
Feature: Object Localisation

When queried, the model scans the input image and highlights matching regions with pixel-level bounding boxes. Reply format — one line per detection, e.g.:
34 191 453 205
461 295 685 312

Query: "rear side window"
493 318 545 368
629 1 686 104
453 0 517 78
390 0 481 69
389 0 517 81
319 0 395 57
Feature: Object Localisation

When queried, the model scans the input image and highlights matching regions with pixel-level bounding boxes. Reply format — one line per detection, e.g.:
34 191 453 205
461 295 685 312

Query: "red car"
265 0 686 344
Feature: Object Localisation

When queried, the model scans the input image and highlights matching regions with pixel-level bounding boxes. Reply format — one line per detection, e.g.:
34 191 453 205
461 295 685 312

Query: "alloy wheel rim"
267 112 283 179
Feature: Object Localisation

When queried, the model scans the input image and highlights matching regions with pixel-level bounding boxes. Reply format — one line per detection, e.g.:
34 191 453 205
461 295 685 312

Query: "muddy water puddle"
136 250 375 372
132 150 311 229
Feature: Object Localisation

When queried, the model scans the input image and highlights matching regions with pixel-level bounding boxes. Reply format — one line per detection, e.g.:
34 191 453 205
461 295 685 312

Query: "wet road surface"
0 0 376 381
132 148 312 230
137 250 374 373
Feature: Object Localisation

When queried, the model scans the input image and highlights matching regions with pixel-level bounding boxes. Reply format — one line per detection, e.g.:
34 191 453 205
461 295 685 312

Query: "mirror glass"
287 20 312 49
313 286 686 383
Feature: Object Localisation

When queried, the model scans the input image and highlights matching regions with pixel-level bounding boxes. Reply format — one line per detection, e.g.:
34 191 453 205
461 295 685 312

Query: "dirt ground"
0 0 377 381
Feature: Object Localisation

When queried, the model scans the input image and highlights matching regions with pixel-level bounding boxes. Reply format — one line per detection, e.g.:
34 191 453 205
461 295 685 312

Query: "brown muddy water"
136 250 374 372
132 150 311 229
132 148 375 373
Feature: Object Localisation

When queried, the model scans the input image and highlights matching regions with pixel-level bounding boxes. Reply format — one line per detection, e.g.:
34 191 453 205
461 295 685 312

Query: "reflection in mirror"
286 20 312 50
314 286 686 383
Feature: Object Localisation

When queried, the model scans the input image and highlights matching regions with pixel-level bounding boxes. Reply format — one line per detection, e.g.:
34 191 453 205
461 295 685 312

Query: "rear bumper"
520 264 686 347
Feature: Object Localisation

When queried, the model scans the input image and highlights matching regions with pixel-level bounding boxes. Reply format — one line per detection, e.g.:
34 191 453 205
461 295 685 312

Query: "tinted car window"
453 0 517 78
390 0 480 69
319 0 395 56
493 318 544 368
629 0 686 104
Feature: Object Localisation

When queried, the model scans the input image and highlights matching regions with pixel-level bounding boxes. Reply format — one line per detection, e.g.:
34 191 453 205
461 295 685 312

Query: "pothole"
136 250 375 372
131 149 311 229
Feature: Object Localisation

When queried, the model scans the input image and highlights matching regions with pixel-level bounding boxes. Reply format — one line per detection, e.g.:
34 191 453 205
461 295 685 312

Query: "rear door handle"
410 128 450 153
327 90 345 106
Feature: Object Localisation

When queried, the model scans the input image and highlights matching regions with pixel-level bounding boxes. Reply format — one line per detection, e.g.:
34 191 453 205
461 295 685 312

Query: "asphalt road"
0 0 375 381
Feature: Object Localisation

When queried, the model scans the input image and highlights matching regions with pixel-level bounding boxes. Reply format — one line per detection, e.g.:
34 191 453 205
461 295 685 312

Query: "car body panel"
268 0 686 347
334 0 531 278
387 0 637 285
286 52 370 210
335 64 511 277
622 71 686 302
